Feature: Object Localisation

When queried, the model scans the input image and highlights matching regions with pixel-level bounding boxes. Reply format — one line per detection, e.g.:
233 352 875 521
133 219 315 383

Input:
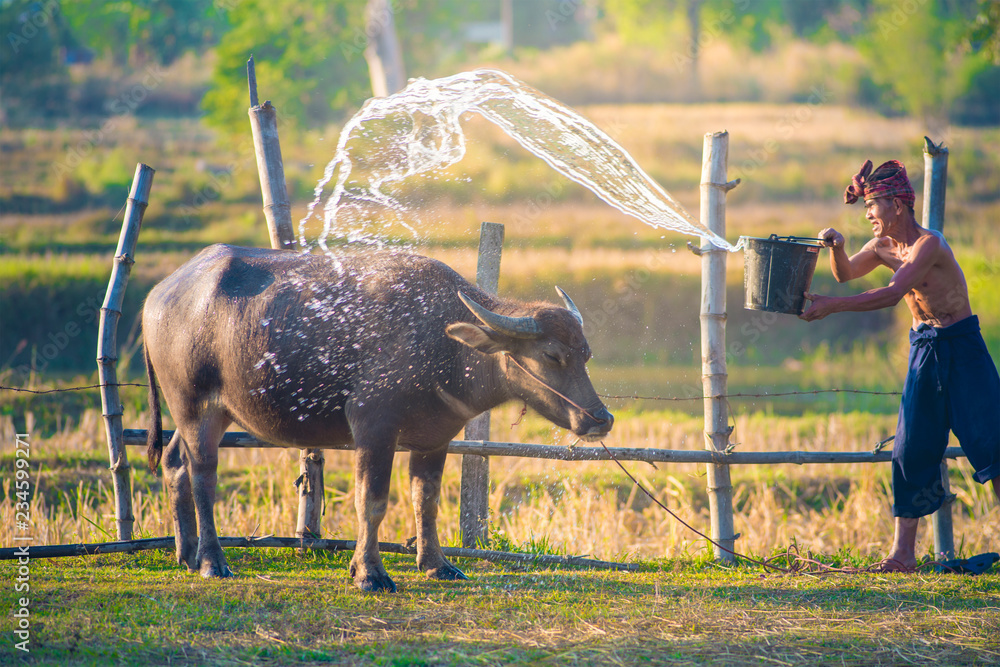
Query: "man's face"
864 197 901 238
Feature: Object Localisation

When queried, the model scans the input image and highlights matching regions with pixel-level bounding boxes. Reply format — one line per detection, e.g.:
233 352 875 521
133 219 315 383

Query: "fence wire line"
0 384 902 400
599 388 901 401
0 383 150 394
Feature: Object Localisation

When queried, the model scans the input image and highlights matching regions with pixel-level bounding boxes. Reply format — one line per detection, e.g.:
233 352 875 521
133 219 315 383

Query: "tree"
201 0 475 136
364 0 406 97
968 0 1000 64
60 0 226 67
1 0 72 122
858 0 983 132
601 0 788 96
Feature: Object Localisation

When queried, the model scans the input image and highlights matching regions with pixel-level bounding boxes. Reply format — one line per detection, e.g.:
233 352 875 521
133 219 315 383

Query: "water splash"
301 68 736 252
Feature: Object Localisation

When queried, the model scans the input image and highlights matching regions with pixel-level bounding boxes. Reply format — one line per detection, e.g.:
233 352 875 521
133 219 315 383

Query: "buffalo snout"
577 405 614 441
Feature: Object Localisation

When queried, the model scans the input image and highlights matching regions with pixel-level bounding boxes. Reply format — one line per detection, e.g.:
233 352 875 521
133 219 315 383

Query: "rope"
502 352 951 576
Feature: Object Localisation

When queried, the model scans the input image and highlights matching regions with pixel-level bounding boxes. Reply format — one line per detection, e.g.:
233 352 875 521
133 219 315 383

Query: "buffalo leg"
180 414 232 578
410 447 467 581
162 430 198 571
350 442 397 592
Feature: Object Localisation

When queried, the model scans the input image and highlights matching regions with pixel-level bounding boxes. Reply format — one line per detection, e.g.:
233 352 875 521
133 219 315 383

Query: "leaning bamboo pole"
246 56 326 539
922 136 955 560
699 132 738 562
98 163 155 541
460 221 504 548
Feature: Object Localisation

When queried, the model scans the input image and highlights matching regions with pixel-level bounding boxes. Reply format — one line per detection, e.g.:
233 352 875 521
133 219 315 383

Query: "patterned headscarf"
843 159 915 208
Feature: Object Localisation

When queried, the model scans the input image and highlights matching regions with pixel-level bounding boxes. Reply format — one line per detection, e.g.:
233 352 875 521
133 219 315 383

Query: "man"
800 159 1000 571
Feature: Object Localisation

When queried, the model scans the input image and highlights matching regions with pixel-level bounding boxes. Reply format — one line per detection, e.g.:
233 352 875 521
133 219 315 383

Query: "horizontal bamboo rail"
122 429 966 466
0 536 639 571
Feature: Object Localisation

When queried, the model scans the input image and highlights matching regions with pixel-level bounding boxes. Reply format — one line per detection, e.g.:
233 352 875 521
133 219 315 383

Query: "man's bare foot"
875 554 918 573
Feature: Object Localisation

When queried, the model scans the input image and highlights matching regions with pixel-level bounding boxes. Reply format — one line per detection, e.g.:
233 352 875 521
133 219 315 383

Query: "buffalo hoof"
350 561 396 592
427 561 468 581
199 556 233 579
176 538 199 572
355 573 397 593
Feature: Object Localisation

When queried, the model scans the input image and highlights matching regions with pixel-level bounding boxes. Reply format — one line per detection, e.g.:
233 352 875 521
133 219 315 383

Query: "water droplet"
300 69 734 255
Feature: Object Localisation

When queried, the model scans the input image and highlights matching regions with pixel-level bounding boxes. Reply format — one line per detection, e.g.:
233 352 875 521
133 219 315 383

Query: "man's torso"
871 228 973 328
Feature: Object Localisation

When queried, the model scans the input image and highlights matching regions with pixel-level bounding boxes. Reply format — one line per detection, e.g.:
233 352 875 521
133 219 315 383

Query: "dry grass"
3 405 997 565
4 542 998 665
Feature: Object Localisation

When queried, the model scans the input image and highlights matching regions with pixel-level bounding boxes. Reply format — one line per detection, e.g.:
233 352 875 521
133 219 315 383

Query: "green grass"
2 549 997 665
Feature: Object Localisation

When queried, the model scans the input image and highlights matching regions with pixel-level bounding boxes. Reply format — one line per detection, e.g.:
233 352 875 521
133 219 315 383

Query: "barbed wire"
0 384 902 400
0 383 149 394
598 388 901 401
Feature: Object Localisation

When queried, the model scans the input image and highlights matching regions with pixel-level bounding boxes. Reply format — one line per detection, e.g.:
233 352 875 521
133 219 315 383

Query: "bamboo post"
923 136 955 560
246 56 325 539
700 132 738 562
99 163 155 541
922 137 948 234
248 56 296 251
460 221 504 547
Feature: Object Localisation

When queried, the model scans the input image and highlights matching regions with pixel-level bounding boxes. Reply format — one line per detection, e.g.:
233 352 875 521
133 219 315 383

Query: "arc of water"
301 69 737 253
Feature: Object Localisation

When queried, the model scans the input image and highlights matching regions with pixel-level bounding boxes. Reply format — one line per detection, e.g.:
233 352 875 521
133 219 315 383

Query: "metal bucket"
742 235 823 315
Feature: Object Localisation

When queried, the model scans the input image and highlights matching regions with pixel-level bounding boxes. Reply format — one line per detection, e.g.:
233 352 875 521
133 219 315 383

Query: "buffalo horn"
555 286 584 326
458 292 542 339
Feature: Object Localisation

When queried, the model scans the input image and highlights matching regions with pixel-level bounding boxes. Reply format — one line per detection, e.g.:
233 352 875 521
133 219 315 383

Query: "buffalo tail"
145 346 163 471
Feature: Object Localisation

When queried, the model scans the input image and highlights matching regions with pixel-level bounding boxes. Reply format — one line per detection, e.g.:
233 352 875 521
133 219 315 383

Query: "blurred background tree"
1 0 73 121
858 0 991 133
58 0 227 67
2 0 997 132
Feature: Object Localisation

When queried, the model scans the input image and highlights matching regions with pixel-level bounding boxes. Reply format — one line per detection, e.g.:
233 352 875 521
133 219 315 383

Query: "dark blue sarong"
893 315 1000 518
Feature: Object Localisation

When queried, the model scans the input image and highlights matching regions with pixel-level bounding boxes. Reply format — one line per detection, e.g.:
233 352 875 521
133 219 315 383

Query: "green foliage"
201 0 480 136
60 0 227 67
0 255 154 377
968 0 1000 64
858 0 984 130
1 0 67 77
951 49 1000 125
0 0 71 121
202 0 368 137
602 0 683 46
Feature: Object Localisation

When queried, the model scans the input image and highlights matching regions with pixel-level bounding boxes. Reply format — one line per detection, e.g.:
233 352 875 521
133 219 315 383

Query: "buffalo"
143 244 613 591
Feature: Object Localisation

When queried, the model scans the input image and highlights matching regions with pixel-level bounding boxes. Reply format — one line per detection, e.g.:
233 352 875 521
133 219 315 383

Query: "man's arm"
800 233 941 321
819 228 883 282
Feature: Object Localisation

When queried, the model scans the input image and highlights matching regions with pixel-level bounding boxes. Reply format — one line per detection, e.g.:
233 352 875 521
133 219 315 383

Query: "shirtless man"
800 159 1000 571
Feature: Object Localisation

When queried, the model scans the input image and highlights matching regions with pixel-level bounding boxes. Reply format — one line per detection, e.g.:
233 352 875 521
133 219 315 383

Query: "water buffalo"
143 243 613 591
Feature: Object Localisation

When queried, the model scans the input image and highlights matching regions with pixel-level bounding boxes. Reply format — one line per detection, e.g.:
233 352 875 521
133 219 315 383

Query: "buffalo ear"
446 322 509 354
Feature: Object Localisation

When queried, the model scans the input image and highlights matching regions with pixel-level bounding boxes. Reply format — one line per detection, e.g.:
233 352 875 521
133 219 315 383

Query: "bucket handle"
767 234 827 246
